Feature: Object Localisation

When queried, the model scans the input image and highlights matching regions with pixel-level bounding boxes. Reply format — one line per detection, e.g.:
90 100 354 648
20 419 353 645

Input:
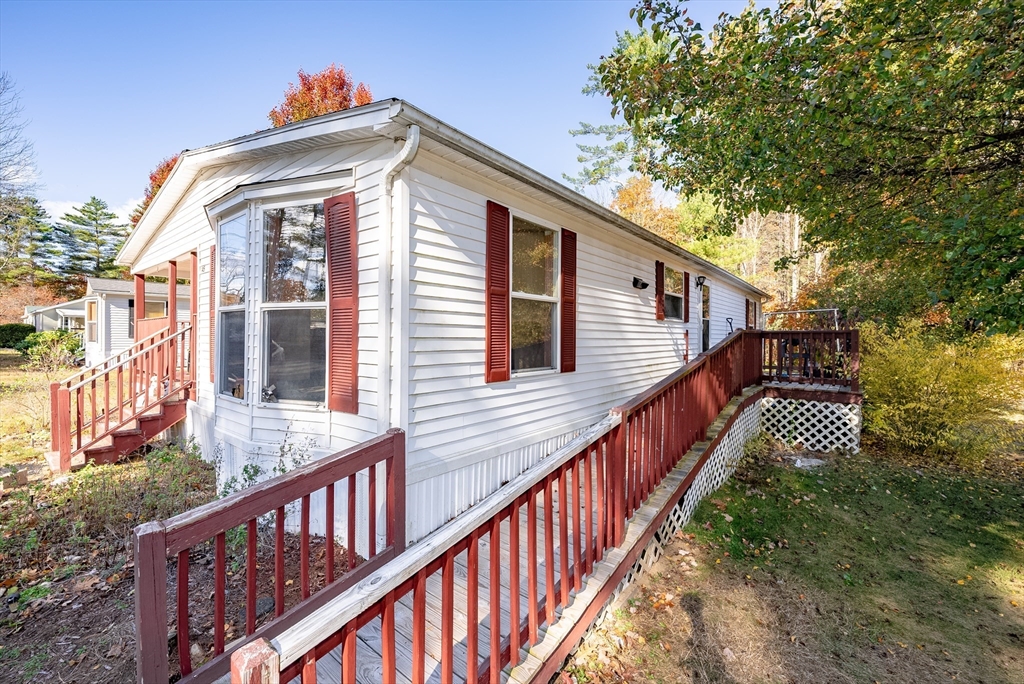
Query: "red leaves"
130 154 179 227
268 63 373 128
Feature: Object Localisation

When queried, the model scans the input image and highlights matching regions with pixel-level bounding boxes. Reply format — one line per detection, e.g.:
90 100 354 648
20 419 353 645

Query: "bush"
861 322 1024 464
0 323 35 348
15 330 83 371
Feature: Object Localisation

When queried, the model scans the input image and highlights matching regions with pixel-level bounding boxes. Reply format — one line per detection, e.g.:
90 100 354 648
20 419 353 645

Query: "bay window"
510 216 558 372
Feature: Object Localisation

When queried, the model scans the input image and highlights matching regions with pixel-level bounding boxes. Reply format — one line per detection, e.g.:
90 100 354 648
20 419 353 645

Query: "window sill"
256 401 327 413
511 367 559 380
218 393 248 407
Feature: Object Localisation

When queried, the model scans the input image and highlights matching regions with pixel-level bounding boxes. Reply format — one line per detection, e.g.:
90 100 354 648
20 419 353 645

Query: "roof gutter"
390 102 770 300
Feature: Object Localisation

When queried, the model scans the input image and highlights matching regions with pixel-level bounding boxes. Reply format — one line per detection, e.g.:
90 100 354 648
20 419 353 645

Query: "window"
261 203 327 403
664 267 685 319
85 300 97 343
219 213 247 399
510 216 558 372
145 301 168 318
127 299 134 338
701 282 711 352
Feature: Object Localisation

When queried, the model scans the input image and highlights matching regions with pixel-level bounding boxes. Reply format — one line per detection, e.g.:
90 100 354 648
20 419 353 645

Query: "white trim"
205 170 354 223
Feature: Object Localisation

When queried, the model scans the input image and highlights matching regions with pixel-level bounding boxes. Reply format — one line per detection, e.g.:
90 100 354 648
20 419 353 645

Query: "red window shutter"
560 228 577 373
683 271 691 324
208 245 216 383
655 260 665 321
325 192 359 413
745 298 752 328
485 201 511 383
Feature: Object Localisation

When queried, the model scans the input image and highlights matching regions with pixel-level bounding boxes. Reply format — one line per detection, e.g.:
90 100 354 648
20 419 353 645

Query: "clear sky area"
0 0 748 223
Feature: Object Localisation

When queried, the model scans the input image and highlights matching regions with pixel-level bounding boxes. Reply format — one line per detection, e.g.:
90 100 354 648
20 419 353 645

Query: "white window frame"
256 197 329 408
217 210 248 403
664 266 685 320
509 210 560 377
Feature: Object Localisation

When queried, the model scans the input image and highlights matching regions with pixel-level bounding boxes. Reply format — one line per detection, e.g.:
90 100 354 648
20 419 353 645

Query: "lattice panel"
761 396 861 453
598 402 762 615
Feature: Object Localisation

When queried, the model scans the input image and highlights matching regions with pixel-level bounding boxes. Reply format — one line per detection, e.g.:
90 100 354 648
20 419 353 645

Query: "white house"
115 100 767 541
23 299 86 334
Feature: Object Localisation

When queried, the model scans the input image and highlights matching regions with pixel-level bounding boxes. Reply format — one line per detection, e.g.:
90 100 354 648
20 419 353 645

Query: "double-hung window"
510 216 558 372
85 300 97 343
219 213 247 399
664 267 685 319
260 202 327 404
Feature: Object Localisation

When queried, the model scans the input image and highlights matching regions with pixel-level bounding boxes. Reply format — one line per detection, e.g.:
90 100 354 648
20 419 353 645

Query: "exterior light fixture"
695 275 707 289
632 276 649 290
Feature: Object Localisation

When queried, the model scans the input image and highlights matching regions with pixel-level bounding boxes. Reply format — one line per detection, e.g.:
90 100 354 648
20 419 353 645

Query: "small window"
664 267 684 319
145 301 168 319
511 216 558 372
85 300 97 343
264 205 326 303
264 309 326 402
219 213 247 399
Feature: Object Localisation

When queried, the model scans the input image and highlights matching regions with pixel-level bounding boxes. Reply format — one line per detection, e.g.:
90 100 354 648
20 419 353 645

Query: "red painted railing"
760 329 860 391
49 322 193 472
133 429 405 684
230 330 781 684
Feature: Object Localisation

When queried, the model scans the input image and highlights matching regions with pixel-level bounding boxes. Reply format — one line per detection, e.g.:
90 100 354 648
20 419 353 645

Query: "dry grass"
0 349 61 469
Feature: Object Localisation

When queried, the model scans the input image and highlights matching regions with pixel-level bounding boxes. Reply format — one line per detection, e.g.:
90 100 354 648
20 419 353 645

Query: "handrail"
58 321 186 388
133 429 406 684
66 324 190 393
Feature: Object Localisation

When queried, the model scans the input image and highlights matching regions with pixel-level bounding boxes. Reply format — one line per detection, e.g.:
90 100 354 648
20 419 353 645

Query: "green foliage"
0 323 34 348
599 1 1024 331
0 196 58 286
53 196 128 279
860 322 1024 463
15 330 82 371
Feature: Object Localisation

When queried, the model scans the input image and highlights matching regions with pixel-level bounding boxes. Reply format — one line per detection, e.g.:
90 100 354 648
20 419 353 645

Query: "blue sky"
0 0 748 222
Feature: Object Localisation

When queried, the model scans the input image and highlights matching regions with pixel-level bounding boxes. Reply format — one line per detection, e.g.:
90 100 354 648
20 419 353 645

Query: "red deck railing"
49 322 193 472
130 328 858 684
133 429 405 683
760 329 860 391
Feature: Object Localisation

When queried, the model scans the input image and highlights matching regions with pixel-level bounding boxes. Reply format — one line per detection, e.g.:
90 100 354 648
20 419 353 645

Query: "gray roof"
119 99 769 300
86 277 190 298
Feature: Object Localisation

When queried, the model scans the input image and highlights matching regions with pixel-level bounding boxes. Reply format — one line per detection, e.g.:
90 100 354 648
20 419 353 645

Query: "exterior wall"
399 152 760 540
135 139 396 487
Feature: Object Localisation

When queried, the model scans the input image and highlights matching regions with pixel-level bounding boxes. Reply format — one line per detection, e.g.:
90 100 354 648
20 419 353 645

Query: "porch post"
167 260 177 331
134 273 145 338
189 252 198 395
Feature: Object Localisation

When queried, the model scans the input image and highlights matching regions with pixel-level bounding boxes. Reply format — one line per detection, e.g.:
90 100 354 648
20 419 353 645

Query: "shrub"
16 330 83 371
0 323 35 348
860 322 1024 464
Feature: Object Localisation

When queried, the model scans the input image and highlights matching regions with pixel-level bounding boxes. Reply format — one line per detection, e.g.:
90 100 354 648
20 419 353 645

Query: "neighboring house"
111 99 767 542
23 299 86 334
23 280 190 366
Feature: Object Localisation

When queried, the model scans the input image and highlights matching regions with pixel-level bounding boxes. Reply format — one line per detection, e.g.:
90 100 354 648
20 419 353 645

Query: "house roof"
118 99 769 300
86 277 190 298
22 298 86 319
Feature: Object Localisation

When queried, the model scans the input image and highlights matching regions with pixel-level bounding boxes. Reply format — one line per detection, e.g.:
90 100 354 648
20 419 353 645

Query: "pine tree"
0 195 58 286
55 197 129 279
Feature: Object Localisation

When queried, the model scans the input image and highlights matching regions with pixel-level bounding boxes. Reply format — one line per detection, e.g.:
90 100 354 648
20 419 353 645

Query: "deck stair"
47 323 193 473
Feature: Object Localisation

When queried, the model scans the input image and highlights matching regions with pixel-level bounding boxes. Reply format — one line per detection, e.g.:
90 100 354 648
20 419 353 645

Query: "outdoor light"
695 275 707 289
632 276 649 290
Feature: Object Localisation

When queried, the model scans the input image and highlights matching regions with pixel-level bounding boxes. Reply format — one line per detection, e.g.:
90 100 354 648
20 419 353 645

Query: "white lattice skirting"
601 400 763 611
761 396 862 454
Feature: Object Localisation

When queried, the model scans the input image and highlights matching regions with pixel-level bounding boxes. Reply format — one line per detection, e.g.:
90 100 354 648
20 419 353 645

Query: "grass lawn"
565 444 1024 683
0 348 58 469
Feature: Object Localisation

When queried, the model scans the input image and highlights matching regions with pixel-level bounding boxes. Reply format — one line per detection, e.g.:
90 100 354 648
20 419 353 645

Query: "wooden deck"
310 477 580 684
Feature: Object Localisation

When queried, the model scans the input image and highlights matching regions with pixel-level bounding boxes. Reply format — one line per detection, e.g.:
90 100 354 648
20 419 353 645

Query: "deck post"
231 638 280 684
134 521 169 684
56 386 71 473
609 412 626 547
850 329 860 393
386 427 407 552
189 251 198 395
134 272 146 338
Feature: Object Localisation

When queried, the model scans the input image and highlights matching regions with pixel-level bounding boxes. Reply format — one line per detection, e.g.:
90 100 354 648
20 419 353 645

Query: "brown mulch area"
1 530 356 683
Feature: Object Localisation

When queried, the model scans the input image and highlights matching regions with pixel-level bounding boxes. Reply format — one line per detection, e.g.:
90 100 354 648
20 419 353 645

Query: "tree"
0 72 37 220
598 1 1024 331
0 196 58 286
268 64 373 127
54 197 129 279
130 154 179 227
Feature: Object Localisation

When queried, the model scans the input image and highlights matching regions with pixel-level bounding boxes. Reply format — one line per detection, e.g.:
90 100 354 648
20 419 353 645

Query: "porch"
131 328 860 684
47 254 199 473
